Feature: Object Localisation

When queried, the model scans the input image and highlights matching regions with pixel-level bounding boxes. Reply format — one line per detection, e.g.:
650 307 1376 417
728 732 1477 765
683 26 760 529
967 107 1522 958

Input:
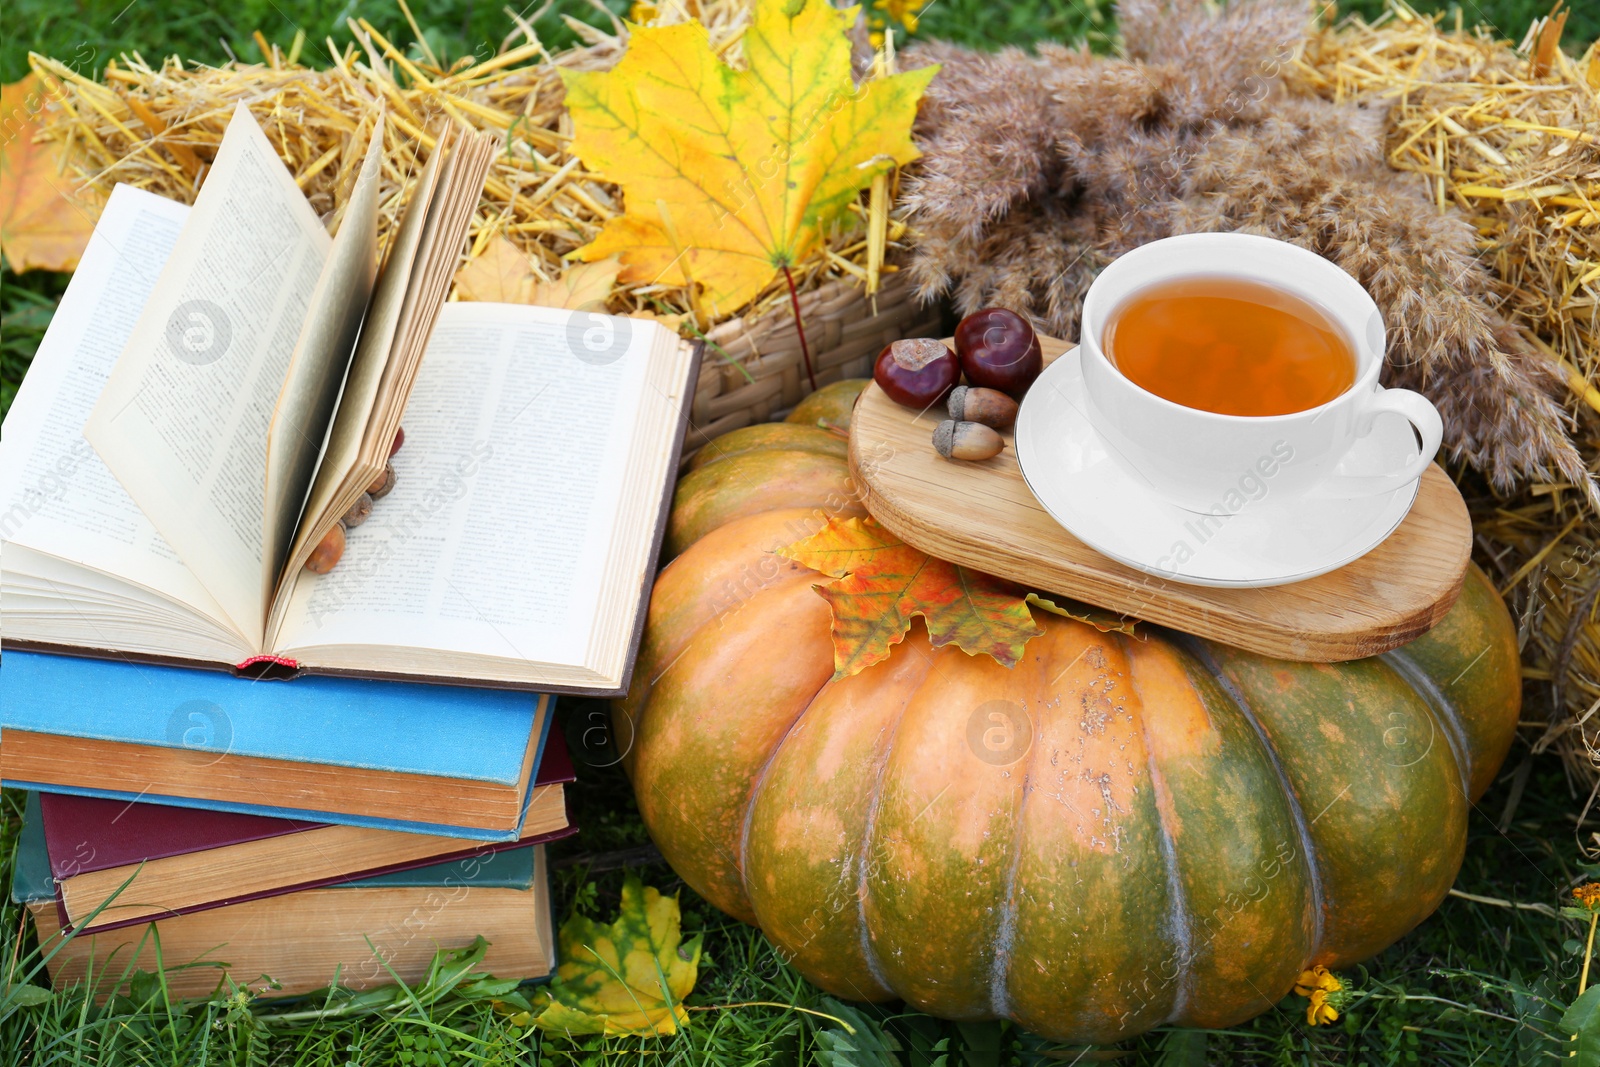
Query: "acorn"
946 385 1019 431
342 492 374 528
933 420 1004 462
390 426 405 457
367 461 397 499
305 522 346 574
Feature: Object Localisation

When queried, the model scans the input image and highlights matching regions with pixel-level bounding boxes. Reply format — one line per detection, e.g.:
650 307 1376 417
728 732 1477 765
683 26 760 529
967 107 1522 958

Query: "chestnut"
954 308 1042 399
932 419 1004 462
873 338 960 410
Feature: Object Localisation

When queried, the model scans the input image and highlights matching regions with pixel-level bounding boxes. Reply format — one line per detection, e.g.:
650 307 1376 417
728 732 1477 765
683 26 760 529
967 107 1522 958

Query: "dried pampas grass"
900 0 1597 510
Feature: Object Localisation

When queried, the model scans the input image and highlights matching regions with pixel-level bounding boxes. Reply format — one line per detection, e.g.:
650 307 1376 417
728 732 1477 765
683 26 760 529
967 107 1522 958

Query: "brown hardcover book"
26 847 555 1000
0 104 700 694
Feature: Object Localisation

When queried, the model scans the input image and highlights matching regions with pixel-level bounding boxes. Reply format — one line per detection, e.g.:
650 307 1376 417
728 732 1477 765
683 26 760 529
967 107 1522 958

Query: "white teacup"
1078 232 1442 513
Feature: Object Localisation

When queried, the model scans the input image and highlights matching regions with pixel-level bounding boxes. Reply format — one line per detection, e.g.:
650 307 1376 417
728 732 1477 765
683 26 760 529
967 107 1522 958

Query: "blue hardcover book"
0 650 555 841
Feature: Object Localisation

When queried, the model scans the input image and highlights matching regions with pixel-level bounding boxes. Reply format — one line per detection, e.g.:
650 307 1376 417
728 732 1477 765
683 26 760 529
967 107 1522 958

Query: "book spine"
8 781 525 842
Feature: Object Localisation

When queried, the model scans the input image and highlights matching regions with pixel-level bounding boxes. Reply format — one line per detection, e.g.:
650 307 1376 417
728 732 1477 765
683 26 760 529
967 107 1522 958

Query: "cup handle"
1305 387 1443 499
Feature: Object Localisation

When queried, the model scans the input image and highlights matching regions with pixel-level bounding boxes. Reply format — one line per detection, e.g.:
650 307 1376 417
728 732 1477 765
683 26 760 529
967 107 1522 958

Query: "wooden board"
849 337 1472 662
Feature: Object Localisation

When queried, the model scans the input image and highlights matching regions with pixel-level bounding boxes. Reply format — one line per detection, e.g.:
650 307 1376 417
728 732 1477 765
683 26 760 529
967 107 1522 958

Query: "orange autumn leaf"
560 0 938 317
454 236 621 310
531 258 622 312
781 516 1043 679
0 75 101 272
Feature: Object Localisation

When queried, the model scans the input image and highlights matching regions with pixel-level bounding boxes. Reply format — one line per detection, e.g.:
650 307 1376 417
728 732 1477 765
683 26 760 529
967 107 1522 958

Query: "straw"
26 0 904 334
1295 0 1600 792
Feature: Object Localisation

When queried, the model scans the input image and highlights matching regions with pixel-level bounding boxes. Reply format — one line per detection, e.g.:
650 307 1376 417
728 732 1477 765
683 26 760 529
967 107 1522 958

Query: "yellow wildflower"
1293 965 1350 1026
1293 966 1342 997
868 0 927 47
1575 882 1600 912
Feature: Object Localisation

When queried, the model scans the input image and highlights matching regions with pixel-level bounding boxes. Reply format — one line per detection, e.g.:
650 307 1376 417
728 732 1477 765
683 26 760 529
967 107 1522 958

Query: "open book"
1 106 700 693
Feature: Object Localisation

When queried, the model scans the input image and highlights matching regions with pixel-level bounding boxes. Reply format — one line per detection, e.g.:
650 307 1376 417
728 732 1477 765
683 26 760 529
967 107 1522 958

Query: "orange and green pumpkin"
621 381 1520 1043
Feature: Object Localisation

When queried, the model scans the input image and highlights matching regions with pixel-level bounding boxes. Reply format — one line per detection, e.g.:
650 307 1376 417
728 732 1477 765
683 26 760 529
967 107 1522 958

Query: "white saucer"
1013 348 1422 588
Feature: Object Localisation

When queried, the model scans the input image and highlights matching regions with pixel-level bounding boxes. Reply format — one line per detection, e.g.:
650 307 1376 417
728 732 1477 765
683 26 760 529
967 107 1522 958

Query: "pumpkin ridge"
1122 633 1198 1025
1177 637 1328 962
985 670 1038 1024
848 642 933 1002
1377 649 1473 799
736 670 834 928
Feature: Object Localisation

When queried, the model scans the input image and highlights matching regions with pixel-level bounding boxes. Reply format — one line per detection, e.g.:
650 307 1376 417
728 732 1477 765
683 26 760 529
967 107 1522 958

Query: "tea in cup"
1077 232 1442 513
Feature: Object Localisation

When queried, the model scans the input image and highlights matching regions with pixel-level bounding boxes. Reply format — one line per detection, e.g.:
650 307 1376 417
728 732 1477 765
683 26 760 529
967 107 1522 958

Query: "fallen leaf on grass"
532 874 702 1036
0 75 102 272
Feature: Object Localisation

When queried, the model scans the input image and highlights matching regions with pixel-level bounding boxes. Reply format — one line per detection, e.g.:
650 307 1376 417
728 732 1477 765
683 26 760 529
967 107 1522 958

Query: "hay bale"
1294 1 1600 792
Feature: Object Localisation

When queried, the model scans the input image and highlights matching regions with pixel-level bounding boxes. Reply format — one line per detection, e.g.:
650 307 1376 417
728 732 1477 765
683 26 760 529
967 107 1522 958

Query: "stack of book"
4 652 576 998
0 107 699 999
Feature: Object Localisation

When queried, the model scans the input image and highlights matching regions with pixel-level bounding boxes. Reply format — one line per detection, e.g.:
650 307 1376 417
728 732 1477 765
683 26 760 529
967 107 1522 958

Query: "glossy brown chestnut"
873 338 960 409
953 308 1042 399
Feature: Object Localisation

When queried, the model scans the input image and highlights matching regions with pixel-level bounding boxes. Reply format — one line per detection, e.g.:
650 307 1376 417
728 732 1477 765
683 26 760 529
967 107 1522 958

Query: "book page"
275 304 656 671
267 126 452 623
83 104 332 648
362 130 495 456
261 115 386 609
0 185 239 648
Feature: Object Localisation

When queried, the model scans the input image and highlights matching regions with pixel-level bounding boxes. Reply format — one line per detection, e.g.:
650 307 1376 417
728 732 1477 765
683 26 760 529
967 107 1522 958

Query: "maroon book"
41 729 576 933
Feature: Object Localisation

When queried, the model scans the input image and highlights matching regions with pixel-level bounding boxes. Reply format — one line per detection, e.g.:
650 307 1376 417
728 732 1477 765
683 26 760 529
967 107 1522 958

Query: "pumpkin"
620 381 1520 1043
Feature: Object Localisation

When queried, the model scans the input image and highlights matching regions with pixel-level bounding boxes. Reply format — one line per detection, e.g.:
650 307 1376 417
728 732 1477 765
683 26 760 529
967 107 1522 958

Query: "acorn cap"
947 385 970 420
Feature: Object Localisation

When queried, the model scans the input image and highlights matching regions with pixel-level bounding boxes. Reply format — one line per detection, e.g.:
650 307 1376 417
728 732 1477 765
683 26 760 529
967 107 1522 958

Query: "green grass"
2 0 1597 1063
2 0 1592 86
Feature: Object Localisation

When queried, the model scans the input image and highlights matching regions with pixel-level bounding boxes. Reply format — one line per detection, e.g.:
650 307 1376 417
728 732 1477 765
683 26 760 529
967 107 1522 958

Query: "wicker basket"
685 271 944 457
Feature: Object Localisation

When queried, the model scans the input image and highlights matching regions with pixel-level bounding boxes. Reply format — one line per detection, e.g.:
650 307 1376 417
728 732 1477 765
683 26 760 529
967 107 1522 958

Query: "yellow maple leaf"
453 235 621 310
0 75 102 272
532 874 702 1036
560 0 938 317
